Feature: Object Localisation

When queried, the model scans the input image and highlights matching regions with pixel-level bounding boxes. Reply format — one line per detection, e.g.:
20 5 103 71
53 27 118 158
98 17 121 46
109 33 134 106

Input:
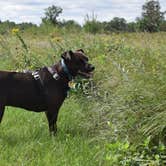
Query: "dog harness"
32 69 46 96
32 59 72 81
32 59 73 96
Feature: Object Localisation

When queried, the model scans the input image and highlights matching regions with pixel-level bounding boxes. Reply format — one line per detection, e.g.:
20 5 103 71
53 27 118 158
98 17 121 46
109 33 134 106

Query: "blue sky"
0 0 165 25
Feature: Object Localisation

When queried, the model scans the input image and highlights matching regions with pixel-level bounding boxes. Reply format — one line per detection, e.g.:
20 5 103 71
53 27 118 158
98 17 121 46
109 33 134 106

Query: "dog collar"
61 59 73 81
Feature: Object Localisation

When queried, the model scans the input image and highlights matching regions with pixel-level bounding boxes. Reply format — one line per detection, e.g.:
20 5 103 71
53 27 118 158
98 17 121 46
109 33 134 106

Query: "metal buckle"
53 73 60 80
32 71 40 80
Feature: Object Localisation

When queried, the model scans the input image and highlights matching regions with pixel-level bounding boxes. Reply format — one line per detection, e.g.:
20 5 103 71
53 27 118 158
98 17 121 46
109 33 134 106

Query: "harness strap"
32 71 43 83
47 59 73 81
31 66 70 98
32 71 45 96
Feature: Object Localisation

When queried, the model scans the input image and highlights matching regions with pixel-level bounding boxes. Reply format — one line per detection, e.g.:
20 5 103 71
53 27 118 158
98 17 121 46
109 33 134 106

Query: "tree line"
0 0 166 34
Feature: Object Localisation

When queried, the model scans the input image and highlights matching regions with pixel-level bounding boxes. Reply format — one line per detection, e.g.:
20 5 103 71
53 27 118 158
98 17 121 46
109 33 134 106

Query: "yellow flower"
107 121 111 126
68 81 76 89
51 37 62 43
12 28 19 35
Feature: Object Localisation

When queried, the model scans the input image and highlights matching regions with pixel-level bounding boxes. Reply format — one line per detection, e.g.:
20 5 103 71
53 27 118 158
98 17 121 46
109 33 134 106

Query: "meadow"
0 27 166 166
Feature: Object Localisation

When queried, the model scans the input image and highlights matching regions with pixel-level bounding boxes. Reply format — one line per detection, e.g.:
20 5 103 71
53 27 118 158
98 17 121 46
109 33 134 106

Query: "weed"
0 30 165 165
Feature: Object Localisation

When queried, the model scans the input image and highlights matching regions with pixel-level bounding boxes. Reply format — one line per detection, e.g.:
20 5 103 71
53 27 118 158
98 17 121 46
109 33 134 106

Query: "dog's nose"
91 65 95 71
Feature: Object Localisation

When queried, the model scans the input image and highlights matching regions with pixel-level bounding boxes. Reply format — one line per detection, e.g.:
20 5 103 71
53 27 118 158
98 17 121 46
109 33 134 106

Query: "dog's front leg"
0 103 5 123
45 108 59 136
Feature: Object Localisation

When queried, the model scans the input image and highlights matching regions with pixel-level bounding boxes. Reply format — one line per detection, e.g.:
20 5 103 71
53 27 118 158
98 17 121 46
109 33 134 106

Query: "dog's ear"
61 50 73 60
77 49 84 53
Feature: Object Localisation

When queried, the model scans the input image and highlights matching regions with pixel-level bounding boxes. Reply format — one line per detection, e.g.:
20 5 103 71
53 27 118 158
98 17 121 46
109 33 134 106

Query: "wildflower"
51 37 62 43
68 81 76 89
12 28 19 35
107 121 111 126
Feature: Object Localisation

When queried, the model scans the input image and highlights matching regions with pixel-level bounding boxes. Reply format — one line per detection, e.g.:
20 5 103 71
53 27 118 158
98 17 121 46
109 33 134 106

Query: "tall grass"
0 29 166 165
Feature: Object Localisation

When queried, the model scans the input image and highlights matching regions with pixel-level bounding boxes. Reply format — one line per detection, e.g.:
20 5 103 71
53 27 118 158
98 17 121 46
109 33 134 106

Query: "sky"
0 0 166 25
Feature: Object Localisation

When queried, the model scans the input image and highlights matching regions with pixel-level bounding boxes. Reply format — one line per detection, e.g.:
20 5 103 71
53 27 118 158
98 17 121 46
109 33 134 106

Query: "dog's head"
61 49 95 78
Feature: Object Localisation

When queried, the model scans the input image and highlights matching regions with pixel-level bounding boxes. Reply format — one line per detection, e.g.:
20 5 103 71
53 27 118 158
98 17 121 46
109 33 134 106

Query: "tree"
160 20 166 31
127 22 137 32
140 0 165 32
102 17 127 32
42 5 62 25
60 20 81 30
110 17 127 32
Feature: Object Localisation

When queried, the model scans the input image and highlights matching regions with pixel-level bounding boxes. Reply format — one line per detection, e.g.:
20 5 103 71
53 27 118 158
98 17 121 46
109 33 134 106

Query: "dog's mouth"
77 70 93 78
77 64 95 78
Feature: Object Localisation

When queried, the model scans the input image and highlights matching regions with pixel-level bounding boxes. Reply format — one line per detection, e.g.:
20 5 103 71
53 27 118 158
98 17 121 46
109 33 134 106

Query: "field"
0 28 166 165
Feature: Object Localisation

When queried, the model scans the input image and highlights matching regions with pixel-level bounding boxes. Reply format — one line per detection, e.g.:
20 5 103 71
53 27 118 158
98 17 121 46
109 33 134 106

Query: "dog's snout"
89 64 95 71
91 65 95 70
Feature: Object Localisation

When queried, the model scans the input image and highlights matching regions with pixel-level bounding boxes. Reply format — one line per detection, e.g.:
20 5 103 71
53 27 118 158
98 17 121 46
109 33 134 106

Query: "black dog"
0 49 95 135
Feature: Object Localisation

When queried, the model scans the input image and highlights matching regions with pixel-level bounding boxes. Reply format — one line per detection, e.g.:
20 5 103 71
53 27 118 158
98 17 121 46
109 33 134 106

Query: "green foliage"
160 20 166 31
127 22 138 32
0 20 16 34
0 28 166 165
60 20 82 32
104 17 127 32
83 13 102 34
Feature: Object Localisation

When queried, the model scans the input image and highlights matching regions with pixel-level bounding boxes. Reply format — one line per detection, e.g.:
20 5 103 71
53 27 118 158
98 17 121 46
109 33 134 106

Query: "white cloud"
0 0 165 25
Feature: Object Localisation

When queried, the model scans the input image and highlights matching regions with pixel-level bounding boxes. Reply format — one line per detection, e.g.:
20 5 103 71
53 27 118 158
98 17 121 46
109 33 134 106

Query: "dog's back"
0 71 47 111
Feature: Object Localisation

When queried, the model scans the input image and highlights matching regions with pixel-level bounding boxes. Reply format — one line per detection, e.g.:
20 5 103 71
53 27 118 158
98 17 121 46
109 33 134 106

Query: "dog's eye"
80 59 85 64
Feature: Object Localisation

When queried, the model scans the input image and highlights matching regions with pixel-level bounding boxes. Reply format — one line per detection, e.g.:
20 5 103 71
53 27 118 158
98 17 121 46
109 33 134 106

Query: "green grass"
0 99 106 166
0 29 166 165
